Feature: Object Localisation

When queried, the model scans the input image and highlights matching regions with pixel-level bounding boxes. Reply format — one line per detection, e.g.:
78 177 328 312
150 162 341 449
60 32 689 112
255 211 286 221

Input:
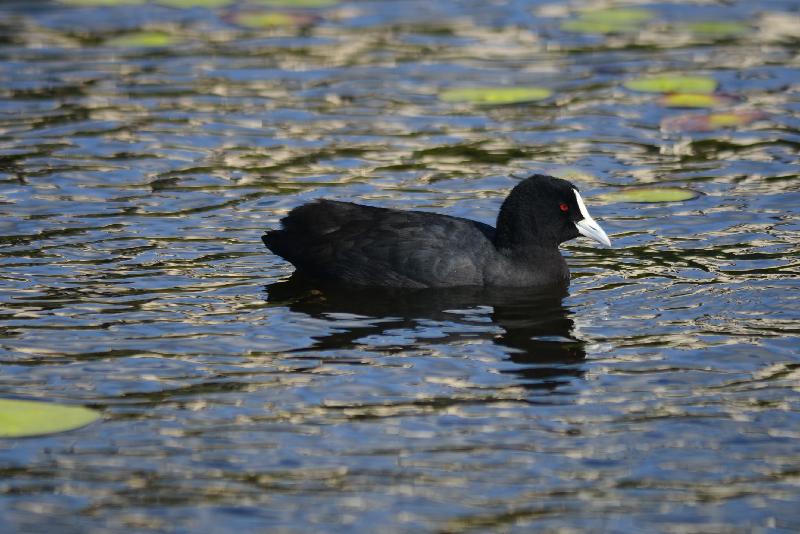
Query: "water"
1 0 799 531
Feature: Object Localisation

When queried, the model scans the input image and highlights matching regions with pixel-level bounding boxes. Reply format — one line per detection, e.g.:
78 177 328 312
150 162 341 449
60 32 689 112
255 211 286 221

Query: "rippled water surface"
1 0 799 531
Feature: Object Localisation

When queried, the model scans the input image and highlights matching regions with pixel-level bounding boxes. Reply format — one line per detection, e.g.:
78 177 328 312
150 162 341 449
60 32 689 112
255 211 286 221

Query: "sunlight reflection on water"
0 0 799 531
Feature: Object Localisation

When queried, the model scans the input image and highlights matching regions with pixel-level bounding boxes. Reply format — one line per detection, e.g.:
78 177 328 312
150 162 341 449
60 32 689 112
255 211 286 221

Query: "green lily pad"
0 399 100 438
686 21 749 37
597 187 701 203
234 11 307 28
661 111 767 132
660 93 733 108
157 0 232 7
106 31 177 48
439 87 553 105
624 75 717 94
561 8 654 34
254 0 338 6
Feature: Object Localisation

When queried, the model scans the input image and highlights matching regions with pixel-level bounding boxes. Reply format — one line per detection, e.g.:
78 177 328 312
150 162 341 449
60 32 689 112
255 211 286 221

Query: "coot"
262 174 611 288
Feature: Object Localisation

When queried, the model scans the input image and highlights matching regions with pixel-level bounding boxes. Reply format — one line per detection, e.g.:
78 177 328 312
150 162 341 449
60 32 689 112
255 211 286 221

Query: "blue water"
1 0 799 531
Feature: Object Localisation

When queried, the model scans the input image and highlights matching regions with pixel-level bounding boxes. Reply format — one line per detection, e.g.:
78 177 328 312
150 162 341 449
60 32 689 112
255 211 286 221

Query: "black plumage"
262 174 610 288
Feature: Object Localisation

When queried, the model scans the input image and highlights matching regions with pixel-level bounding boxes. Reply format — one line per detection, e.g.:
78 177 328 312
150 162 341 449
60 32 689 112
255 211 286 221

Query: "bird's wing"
263 200 495 287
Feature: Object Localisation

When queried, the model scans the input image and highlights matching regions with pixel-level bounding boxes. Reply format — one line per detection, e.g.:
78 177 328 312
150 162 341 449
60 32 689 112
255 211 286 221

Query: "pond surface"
1 0 799 531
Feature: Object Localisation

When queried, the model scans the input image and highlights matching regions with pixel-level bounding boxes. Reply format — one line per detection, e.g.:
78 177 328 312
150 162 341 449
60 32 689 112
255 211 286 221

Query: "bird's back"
263 200 496 288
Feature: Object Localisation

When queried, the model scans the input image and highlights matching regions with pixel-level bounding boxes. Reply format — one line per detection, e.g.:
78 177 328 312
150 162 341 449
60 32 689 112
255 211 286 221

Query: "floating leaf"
624 75 717 94
660 93 733 108
709 112 760 128
439 87 552 105
686 21 749 37
561 8 654 34
106 31 177 47
233 11 313 28
577 7 653 24
597 187 701 203
157 0 232 7
561 19 621 34
253 0 338 6
661 111 767 132
0 399 100 438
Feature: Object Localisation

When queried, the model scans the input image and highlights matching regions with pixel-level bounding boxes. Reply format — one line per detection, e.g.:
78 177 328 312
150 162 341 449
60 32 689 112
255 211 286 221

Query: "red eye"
559 203 569 212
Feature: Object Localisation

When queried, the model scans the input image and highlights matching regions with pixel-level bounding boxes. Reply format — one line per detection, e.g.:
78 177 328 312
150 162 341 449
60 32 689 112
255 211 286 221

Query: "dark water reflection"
267 275 585 391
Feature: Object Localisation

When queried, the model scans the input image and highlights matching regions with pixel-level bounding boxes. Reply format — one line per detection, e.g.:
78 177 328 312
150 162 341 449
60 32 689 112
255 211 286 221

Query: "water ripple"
1 0 799 532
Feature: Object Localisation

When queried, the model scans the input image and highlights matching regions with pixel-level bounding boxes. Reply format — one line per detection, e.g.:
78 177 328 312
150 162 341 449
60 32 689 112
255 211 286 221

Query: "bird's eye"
559 203 569 212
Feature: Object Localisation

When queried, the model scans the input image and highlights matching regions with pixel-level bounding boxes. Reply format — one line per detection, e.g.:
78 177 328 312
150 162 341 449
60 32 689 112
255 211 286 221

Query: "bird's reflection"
265 274 586 391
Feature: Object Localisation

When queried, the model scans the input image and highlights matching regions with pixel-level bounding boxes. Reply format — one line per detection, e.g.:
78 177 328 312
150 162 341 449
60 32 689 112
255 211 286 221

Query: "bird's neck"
493 196 557 252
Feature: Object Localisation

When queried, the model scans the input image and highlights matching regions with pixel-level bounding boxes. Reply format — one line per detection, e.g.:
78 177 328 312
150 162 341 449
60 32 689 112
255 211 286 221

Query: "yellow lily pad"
439 87 552 105
686 21 748 37
0 399 101 438
709 113 751 128
624 75 717 94
106 31 177 47
660 93 732 108
561 8 654 34
661 111 766 132
597 187 701 203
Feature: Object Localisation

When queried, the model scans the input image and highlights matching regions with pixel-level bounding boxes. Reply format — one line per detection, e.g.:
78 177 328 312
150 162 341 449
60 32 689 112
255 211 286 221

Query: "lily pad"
597 187 701 203
624 75 717 94
254 0 338 6
561 8 654 34
661 111 767 132
660 93 733 108
709 112 761 128
233 11 313 28
0 399 100 438
439 87 552 105
106 31 177 48
686 21 749 37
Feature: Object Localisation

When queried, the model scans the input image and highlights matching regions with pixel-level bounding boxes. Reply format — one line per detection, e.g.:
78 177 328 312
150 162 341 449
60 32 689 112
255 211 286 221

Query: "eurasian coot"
262 174 611 288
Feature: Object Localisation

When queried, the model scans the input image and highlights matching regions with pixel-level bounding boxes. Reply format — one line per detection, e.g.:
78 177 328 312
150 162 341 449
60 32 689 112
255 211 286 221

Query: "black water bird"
262 174 611 288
